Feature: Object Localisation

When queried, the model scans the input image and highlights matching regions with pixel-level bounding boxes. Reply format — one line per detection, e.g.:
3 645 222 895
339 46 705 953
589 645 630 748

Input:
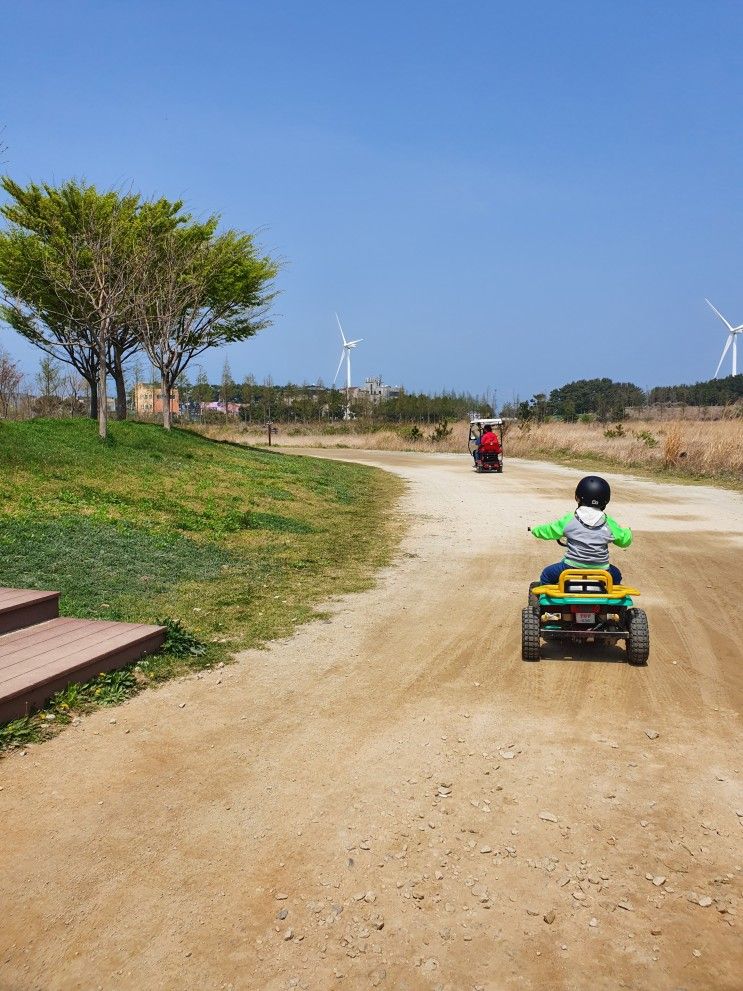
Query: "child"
530 475 632 585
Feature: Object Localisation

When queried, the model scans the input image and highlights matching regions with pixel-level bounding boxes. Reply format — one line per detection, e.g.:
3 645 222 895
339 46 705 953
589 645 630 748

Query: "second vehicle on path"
468 418 504 473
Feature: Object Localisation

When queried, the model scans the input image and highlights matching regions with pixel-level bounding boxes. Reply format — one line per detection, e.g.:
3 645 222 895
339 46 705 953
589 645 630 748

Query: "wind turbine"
705 299 742 378
332 313 363 420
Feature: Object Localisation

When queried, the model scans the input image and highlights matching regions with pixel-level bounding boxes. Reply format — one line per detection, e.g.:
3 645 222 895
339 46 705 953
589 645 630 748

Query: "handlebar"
528 526 567 548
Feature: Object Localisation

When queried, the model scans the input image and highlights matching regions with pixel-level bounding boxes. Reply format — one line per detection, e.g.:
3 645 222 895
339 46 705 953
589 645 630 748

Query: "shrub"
633 429 658 448
604 422 626 439
157 617 208 657
430 419 453 442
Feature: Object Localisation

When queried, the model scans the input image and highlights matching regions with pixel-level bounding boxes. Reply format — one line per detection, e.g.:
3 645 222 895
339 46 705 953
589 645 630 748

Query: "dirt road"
2 452 742 991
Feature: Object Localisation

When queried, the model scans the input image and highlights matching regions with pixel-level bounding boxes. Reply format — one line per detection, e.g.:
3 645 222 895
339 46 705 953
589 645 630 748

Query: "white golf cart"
468 417 504 473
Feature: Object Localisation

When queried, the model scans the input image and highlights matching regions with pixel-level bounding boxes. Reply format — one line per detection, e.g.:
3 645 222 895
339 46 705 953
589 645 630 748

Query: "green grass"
0 419 403 751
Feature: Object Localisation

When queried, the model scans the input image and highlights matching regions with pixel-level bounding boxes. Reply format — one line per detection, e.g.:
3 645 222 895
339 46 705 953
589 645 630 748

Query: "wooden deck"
0 587 60 635
0 591 166 723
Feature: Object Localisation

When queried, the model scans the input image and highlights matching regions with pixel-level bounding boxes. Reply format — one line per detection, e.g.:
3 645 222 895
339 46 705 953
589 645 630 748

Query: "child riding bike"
529 475 632 585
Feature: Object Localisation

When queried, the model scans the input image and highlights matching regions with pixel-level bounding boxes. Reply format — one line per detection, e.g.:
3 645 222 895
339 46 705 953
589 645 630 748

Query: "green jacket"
532 507 632 567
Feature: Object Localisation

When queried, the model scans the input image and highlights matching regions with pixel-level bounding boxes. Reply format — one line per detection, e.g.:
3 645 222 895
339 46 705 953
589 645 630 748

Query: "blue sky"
1 0 741 402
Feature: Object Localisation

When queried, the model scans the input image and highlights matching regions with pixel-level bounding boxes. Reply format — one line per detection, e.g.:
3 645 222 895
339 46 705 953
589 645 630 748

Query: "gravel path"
1 452 741 991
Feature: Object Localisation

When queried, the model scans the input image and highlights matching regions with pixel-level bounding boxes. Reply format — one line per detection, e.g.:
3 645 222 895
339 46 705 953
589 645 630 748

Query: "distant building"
357 376 402 404
201 401 241 415
134 382 180 415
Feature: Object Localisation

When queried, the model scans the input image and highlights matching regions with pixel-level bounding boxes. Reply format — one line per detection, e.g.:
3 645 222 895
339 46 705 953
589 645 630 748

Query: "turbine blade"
335 312 347 346
347 338 363 346
714 333 733 378
333 350 345 385
705 299 735 333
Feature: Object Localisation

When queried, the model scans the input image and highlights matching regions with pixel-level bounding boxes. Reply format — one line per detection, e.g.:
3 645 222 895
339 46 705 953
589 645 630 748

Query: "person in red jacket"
474 424 501 465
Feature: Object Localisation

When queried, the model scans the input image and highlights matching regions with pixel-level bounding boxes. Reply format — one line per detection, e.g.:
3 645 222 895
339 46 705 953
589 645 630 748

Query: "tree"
35 355 63 399
61 370 88 416
241 373 256 422
132 217 278 429
0 219 102 419
0 348 22 418
546 378 646 419
192 366 212 403
263 375 275 422
0 179 152 437
531 393 548 423
221 357 234 421
175 371 191 410
128 358 144 413
648 374 742 407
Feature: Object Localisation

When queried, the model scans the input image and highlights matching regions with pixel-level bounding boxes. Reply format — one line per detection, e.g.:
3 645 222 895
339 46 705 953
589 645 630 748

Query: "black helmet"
575 475 611 509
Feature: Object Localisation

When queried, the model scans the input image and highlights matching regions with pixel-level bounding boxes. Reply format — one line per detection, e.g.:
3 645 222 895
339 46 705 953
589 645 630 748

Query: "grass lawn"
0 419 403 750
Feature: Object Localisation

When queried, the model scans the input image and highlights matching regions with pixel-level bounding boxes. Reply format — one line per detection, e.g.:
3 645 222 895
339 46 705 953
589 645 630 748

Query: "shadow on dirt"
537 639 631 664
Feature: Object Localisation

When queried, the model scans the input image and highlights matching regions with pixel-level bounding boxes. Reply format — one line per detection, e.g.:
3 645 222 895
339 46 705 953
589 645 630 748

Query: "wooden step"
0 587 60 635
0 617 166 723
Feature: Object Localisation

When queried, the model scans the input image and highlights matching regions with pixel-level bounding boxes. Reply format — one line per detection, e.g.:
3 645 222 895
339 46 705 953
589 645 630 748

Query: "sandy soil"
1 452 742 991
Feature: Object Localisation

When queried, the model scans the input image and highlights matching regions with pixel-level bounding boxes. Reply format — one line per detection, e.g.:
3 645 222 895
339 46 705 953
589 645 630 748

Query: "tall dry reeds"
662 425 683 468
501 419 742 480
190 417 743 483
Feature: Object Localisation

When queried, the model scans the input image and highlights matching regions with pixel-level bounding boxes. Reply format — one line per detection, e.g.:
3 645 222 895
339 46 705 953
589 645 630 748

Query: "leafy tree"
0 180 277 433
35 356 63 398
220 358 234 421
0 348 22 417
0 179 154 435
132 217 278 429
241 373 256 421
546 378 646 419
531 392 548 423
648 374 742 407
262 375 275 422
562 399 577 422
192 366 213 403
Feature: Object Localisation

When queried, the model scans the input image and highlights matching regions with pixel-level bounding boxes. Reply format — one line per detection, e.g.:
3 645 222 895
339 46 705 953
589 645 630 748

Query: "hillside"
0 420 402 734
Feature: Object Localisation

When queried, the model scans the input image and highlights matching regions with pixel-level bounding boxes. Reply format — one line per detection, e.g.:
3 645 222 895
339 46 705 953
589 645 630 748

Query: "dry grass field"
193 416 743 485
503 418 743 482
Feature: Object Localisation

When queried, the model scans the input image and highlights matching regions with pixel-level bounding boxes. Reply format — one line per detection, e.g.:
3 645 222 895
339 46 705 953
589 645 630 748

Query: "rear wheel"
522 607 541 661
528 581 540 608
626 608 650 666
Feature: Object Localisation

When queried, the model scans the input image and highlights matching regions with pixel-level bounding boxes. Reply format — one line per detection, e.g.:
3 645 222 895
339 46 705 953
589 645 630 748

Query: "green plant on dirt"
157 617 208 657
0 419 402 751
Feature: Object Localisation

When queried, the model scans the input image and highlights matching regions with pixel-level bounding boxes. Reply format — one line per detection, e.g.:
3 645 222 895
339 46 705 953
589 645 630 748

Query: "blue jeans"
540 561 622 585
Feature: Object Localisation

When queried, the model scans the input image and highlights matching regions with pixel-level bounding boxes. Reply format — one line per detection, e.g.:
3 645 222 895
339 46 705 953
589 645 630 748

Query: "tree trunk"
162 373 172 431
88 376 98 420
112 352 128 421
97 328 108 439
